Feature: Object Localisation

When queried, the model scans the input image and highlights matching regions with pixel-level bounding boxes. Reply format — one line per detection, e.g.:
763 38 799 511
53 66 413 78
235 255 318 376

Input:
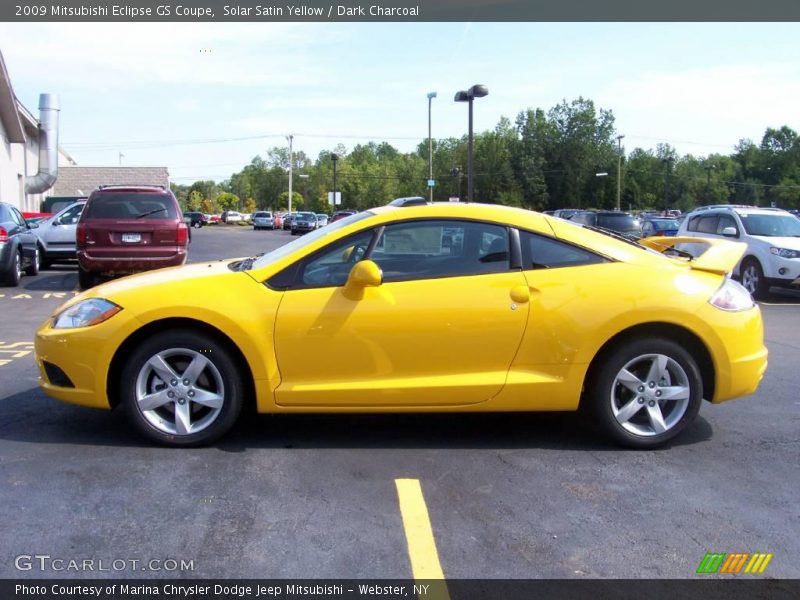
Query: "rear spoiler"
638 236 747 276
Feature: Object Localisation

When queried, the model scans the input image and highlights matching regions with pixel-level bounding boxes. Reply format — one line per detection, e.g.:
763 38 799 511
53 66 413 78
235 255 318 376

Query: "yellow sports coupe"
35 203 767 448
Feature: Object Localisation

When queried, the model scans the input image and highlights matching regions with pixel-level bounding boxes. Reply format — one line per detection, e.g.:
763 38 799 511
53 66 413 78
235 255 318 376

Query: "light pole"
286 134 294 214
331 153 339 213
662 157 674 213
454 84 489 202
427 91 437 203
615 134 625 211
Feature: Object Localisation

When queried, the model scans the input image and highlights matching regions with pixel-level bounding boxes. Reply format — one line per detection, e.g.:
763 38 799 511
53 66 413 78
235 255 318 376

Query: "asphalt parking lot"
1 225 799 579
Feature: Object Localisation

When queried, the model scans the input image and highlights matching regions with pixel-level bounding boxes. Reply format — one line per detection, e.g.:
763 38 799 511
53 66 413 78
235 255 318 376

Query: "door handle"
510 285 530 304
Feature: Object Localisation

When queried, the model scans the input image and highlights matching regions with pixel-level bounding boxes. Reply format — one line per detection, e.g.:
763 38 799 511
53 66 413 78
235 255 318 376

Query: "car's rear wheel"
120 330 243 447
589 338 703 449
740 258 768 300
4 250 22 286
25 246 40 276
78 266 94 289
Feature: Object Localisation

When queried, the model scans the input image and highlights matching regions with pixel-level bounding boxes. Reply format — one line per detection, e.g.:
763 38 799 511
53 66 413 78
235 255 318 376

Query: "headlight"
769 247 800 259
709 278 755 311
52 298 122 329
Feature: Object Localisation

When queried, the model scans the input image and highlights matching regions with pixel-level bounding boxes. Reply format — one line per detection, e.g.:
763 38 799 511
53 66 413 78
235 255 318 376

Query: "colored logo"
696 552 773 574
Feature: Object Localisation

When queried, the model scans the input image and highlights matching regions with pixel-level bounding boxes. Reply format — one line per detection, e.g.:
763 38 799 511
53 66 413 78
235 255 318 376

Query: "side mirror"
721 226 738 238
28 221 39 229
346 260 382 288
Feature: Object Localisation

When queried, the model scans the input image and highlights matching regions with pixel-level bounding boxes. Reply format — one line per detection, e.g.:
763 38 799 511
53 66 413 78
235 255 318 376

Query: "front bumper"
34 309 143 409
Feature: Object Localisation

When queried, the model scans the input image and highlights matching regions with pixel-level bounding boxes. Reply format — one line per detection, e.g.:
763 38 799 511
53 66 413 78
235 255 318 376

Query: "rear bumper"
78 249 187 274
708 306 768 403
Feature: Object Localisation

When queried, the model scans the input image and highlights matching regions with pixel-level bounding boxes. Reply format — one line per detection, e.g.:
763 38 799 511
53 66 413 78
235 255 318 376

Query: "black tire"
25 246 40 276
588 337 703 449
739 257 768 300
4 250 22 286
120 329 244 447
78 266 95 289
39 244 52 269
193 222 201 229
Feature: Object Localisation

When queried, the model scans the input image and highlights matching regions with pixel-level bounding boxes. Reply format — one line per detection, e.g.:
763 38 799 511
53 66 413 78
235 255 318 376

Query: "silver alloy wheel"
15 252 22 280
741 263 759 295
135 348 225 436
610 353 691 437
33 247 40 270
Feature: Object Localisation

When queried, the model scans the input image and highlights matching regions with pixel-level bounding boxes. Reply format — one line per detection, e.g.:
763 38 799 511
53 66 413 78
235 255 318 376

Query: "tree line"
172 97 800 215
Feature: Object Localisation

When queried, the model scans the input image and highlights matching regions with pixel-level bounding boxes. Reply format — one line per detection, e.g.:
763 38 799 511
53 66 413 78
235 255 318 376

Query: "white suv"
677 205 800 298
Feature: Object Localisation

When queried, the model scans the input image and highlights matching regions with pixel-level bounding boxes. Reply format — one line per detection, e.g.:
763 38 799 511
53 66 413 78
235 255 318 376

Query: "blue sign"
427 179 435 188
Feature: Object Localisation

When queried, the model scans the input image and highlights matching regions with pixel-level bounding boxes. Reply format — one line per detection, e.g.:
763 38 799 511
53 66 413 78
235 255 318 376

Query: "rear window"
596 214 639 232
84 193 178 220
254 212 271 218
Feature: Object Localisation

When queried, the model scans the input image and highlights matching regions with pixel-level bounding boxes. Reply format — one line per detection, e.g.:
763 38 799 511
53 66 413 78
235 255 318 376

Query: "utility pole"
615 135 625 211
118 152 124 166
286 135 293 215
427 92 437 203
662 157 674 213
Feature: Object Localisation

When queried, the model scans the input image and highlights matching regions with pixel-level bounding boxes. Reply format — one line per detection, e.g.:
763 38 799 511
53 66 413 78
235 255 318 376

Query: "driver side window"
298 230 375 288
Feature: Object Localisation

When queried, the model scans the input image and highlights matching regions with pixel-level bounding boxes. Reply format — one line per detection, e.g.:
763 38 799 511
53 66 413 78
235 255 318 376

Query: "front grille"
43 361 75 388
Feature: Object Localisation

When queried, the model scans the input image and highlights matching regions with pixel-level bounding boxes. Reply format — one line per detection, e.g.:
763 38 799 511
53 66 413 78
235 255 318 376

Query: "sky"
1 22 799 184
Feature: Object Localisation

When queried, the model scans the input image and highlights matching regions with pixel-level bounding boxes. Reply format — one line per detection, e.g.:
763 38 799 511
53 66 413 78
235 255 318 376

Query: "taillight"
177 222 188 244
76 222 87 247
0 226 8 243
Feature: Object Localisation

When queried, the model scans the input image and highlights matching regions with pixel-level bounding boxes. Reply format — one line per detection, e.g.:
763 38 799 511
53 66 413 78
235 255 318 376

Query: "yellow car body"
35 203 767 447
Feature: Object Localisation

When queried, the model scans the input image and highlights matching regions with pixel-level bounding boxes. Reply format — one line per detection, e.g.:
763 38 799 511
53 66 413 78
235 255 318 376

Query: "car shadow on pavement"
22 268 78 292
0 388 714 452
761 287 800 305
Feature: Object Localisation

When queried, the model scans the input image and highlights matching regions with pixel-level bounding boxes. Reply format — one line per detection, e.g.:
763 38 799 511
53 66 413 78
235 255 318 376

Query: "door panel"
273 271 529 407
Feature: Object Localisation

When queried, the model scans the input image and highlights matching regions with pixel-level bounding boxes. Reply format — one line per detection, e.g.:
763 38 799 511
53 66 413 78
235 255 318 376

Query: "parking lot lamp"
427 92 437 203
454 84 489 202
616 134 625 211
331 153 339 212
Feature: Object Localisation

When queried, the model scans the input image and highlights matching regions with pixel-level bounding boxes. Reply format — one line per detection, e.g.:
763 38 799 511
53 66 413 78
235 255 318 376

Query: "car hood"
751 235 800 250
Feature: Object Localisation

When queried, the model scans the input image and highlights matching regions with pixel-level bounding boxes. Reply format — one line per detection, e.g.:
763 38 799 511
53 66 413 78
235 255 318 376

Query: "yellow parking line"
395 478 450 599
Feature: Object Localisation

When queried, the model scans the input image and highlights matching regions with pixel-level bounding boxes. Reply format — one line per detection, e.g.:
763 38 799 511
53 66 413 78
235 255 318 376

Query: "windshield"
250 211 374 269
739 213 800 237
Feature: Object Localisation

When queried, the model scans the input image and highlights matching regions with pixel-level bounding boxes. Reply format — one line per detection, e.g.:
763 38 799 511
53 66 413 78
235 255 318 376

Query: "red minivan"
76 185 188 289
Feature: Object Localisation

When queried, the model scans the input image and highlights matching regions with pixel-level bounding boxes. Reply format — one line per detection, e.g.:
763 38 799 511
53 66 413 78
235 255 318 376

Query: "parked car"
36 202 766 449
208 214 221 224
252 211 274 230
291 212 318 235
640 217 680 238
183 212 207 229
676 204 800 299
330 210 357 223
570 211 641 238
552 208 582 220
221 211 243 223
283 213 296 231
315 213 329 227
0 201 40 286
75 185 189 289
31 200 85 267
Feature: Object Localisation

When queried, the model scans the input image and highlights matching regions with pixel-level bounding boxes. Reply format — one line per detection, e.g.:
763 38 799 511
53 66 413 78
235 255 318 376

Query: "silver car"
252 211 274 230
31 201 85 267
315 213 329 227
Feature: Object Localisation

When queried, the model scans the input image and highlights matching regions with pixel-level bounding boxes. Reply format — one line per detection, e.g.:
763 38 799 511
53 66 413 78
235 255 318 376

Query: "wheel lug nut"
183 379 190 385
167 391 175 398
655 390 662 397
649 382 655 388
649 400 656 407
171 379 178 386
178 398 185 405
638 386 644 392
638 397 644 404
188 390 195 397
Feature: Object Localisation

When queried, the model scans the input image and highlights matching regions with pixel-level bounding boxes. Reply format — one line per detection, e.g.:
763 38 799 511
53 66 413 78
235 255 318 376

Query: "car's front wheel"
588 338 703 449
740 258 768 300
78 266 94 289
120 330 244 446
25 246 40 276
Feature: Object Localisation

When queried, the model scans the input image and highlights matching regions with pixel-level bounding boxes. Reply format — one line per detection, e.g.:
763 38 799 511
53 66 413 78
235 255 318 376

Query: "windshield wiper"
236 253 265 271
136 208 167 218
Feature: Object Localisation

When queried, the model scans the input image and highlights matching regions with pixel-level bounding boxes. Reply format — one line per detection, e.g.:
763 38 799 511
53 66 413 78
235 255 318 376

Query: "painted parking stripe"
395 479 450 599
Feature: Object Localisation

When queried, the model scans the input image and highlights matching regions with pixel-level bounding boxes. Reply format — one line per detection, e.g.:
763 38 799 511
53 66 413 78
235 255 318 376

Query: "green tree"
216 192 240 212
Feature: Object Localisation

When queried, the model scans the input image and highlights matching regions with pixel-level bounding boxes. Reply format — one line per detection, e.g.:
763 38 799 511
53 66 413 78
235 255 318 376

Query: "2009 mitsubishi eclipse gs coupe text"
35 203 767 449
